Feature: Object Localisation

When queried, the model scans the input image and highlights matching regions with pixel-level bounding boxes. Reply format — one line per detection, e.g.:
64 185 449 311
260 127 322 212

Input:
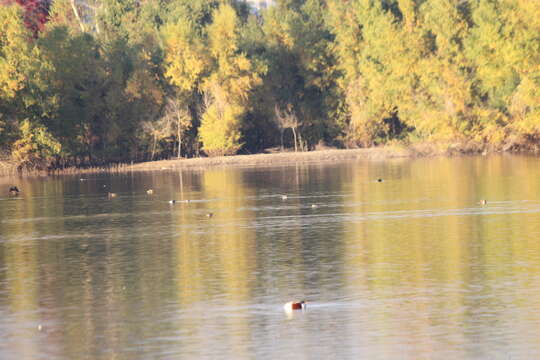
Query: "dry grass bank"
129 141 488 171
0 143 486 177
0 159 18 177
130 147 415 172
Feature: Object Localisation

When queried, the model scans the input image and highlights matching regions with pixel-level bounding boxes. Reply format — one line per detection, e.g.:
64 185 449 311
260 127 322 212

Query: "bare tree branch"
273 103 301 152
70 0 85 32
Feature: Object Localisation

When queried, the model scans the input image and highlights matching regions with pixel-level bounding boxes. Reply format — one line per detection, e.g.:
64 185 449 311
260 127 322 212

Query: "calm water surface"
2 155 540 359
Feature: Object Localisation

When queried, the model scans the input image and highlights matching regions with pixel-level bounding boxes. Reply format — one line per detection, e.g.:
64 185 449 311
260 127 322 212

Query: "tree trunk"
70 0 85 32
151 133 157 161
177 120 182 158
94 3 101 34
298 131 304 151
280 129 284 151
291 127 298 152
178 137 182 158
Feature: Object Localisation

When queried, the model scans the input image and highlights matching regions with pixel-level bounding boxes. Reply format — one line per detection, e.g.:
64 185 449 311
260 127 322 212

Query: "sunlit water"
2 155 540 359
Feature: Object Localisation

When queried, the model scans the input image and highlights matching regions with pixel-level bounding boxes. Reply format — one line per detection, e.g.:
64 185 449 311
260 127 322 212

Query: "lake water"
2 155 540 359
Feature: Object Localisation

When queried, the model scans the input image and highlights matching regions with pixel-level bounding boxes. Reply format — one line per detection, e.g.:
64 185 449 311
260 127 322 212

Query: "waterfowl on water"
146 189 154 195
281 195 288 200
284 300 306 312
206 212 213 218
311 204 318 208
8 186 20 196
168 200 176 204
107 192 117 198
377 178 383 182
479 199 487 205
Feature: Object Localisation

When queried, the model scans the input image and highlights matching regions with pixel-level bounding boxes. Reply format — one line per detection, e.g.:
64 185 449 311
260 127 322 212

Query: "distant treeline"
0 0 539 169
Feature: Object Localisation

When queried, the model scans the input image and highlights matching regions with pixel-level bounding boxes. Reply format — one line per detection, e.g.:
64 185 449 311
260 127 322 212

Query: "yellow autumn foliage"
198 4 261 156
11 119 62 169
0 5 31 99
162 19 209 93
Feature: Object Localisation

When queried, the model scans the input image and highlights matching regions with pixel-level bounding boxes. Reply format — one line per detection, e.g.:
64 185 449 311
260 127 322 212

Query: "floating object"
284 300 306 312
281 195 288 200
37 324 42 331
377 178 383 182
479 199 487 205
168 200 176 204
108 192 117 198
311 204 318 208
206 212 213 218
79 178 87 182
8 186 19 196
146 189 154 195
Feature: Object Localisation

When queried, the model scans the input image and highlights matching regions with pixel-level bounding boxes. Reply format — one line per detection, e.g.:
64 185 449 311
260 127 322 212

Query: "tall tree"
198 3 261 156
466 0 540 147
408 0 478 142
329 0 411 146
0 4 34 152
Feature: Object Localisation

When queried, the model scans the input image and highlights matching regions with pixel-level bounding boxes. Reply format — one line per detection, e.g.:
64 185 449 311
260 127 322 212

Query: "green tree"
465 0 540 147
199 3 261 156
36 25 103 161
261 0 340 150
0 5 31 100
329 0 412 146
408 0 479 142
165 0 220 29
0 5 30 150
11 119 62 169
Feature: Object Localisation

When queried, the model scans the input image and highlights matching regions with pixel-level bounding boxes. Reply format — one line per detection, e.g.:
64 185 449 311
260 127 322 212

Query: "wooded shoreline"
2 1 540 173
